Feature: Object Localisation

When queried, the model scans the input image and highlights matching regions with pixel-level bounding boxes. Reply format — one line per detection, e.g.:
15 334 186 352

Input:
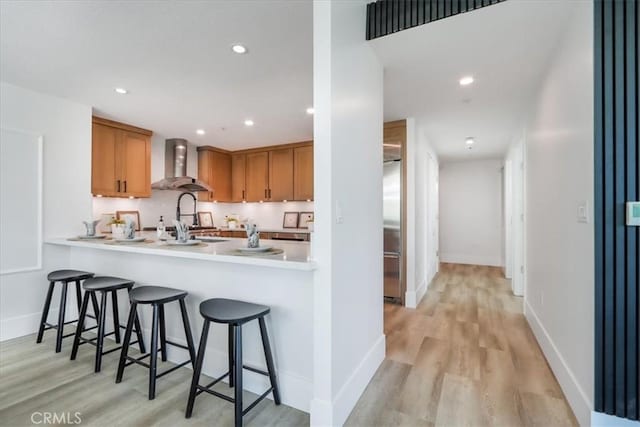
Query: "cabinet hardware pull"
269 189 272 198
124 180 127 193
117 180 121 192
265 189 267 198
242 190 245 200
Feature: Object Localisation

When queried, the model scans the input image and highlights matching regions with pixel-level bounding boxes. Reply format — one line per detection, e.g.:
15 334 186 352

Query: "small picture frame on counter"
283 212 299 229
197 211 214 228
298 212 314 229
116 210 141 231
99 213 115 233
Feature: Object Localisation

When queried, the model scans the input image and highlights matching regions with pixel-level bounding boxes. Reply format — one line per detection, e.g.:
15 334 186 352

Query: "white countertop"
219 227 311 234
46 232 315 271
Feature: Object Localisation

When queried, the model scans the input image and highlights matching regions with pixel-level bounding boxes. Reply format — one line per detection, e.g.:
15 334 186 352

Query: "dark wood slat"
437 0 445 19
386 0 393 33
392 0 400 33
594 0 605 414
398 0 405 30
381 0 387 36
444 0 451 17
366 3 372 40
613 0 627 416
418 0 425 25
411 0 418 27
375 1 382 38
602 0 616 415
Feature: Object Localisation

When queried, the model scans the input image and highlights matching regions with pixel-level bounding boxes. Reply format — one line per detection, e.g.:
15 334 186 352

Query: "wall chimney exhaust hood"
151 139 212 192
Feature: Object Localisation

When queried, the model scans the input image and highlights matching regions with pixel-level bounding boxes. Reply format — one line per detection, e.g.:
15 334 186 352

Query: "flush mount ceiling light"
114 87 128 94
465 137 475 145
244 119 254 127
306 107 315 115
231 44 247 54
196 129 205 135
459 76 474 86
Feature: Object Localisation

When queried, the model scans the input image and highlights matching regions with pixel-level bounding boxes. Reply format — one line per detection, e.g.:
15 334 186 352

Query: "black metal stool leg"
94 291 108 372
159 304 167 362
228 324 235 388
148 304 159 400
186 320 210 418
116 302 137 383
36 281 55 344
55 281 69 353
258 317 281 405
112 290 121 343
71 292 90 360
178 299 196 366
75 281 82 313
233 324 243 427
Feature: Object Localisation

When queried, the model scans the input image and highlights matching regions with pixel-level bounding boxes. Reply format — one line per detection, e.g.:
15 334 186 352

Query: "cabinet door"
293 145 313 200
91 123 119 196
231 154 246 202
120 131 151 197
268 148 294 201
211 152 231 202
197 150 213 202
245 151 269 202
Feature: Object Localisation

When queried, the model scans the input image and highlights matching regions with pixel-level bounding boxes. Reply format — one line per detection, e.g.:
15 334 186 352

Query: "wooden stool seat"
129 285 188 304
47 269 94 282
199 298 270 324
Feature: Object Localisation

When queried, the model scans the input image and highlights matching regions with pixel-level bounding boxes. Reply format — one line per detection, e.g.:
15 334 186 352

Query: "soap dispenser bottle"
157 216 165 238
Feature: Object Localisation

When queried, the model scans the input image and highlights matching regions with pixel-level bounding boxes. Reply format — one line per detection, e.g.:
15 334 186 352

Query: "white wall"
439 158 503 267
0 82 92 340
91 134 314 231
406 121 439 308
312 0 384 424
504 134 525 296
520 3 593 426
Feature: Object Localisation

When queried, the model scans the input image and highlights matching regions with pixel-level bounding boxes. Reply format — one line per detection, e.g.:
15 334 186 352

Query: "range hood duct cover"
151 139 212 192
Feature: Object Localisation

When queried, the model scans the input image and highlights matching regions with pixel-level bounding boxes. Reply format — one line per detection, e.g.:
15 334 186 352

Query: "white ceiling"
0 0 313 149
371 0 577 162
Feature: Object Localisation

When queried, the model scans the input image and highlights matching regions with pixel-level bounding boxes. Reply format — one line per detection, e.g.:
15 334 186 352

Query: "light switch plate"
627 201 640 226
577 201 589 223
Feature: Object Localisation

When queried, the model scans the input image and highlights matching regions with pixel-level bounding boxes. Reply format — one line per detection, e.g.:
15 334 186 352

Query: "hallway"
346 264 578 426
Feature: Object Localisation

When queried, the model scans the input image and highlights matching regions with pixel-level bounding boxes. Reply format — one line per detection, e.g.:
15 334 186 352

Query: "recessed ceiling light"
196 129 205 135
306 107 315 115
465 137 475 145
244 119 254 127
232 44 247 54
459 76 474 86
114 87 128 94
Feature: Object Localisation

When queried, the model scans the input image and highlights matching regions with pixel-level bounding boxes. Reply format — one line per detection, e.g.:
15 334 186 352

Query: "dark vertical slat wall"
365 0 507 40
595 0 640 422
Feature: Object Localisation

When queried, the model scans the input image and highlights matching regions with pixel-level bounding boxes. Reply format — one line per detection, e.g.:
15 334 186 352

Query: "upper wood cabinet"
269 148 294 201
293 145 313 201
197 147 231 202
199 140 314 203
245 151 270 202
231 154 246 202
91 117 152 198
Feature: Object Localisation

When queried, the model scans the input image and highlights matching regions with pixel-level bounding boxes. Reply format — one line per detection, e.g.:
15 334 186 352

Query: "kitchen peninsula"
45 234 315 412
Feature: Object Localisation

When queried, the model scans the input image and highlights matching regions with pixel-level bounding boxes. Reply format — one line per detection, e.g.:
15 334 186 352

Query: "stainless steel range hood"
151 139 211 192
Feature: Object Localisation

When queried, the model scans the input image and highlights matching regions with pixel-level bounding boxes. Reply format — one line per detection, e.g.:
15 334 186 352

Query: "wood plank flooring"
0 263 577 426
346 263 578 427
0 326 308 426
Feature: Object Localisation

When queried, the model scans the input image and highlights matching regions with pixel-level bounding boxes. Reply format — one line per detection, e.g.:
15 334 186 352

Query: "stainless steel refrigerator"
383 159 402 300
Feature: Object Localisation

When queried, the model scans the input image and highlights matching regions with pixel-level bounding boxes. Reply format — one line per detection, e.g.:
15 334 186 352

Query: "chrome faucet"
176 191 198 226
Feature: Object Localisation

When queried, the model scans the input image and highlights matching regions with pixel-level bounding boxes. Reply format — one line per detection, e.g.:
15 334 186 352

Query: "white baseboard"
310 334 385 427
440 253 503 267
592 411 640 426
0 311 45 341
405 278 428 309
524 301 592 427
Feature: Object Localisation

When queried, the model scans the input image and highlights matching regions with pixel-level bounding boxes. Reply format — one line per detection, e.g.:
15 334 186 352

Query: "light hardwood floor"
0 264 576 426
0 326 308 426
345 263 578 427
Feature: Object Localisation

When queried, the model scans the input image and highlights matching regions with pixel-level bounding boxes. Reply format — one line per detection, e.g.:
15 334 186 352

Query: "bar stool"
116 286 196 400
185 298 281 427
70 276 145 373
36 269 95 352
